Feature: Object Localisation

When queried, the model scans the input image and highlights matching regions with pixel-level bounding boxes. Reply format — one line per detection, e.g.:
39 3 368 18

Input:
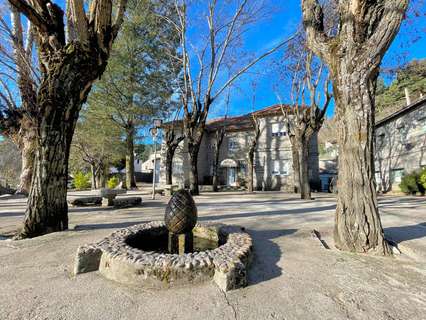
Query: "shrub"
399 170 425 195
419 167 426 190
73 172 91 190
107 176 119 189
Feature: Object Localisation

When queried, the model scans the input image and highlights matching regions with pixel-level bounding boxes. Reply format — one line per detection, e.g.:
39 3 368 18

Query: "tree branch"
8 0 48 33
301 0 332 63
112 0 128 39
213 34 295 101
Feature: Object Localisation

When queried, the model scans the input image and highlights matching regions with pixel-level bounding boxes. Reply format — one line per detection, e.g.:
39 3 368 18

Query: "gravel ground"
0 190 425 320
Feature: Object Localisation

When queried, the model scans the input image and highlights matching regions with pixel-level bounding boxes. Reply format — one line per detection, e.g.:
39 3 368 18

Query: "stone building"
375 96 426 192
159 105 320 191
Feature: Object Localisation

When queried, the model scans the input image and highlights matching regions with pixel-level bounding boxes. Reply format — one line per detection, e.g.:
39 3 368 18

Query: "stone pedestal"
168 232 193 255
102 197 115 207
100 188 127 207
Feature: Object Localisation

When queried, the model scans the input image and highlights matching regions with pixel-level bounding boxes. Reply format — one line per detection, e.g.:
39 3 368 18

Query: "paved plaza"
0 190 425 320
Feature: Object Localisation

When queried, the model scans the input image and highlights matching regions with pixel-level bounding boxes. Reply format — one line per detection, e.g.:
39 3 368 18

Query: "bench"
151 188 164 196
99 188 127 206
113 197 142 208
69 197 102 207
164 184 179 196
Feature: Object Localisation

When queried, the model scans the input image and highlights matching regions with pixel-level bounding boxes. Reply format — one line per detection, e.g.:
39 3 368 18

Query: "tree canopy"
88 0 180 134
376 59 426 116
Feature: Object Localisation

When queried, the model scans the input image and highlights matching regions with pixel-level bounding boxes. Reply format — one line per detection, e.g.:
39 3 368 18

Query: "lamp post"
151 119 163 200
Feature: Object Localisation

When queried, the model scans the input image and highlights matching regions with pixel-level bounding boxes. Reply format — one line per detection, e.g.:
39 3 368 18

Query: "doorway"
227 168 236 186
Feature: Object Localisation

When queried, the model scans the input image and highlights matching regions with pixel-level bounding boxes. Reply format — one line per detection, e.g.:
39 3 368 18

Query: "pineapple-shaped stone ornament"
164 189 198 234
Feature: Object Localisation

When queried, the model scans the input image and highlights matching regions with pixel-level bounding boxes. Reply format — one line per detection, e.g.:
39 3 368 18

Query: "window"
272 160 290 176
228 138 238 151
271 123 286 137
376 133 385 147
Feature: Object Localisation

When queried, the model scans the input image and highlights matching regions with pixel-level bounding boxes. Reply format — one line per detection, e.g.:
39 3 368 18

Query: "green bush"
399 170 425 195
73 172 91 190
107 176 119 189
419 168 426 190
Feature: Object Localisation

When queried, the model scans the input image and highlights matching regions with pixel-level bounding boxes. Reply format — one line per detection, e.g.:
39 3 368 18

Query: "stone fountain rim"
74 221 253 291
93 221 250 270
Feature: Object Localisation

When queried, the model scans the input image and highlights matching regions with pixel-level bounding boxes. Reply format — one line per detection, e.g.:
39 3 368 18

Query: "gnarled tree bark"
9 0 128 238
247 115 261 193
212 126 225 192
302 0 408 254
0 6 38 195
290 140 300 193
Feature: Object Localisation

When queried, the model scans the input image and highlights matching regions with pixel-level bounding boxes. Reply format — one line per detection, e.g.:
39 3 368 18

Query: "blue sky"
207 1 426 120
1 1 425 144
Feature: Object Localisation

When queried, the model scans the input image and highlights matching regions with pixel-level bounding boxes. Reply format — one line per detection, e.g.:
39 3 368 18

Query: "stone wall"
375 99 426 192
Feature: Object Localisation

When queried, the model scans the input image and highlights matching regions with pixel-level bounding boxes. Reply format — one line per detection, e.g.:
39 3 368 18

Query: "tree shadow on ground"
69 206 113 213
0 211 25 217
0 202 27 208
247 228 298 285
196 198 324 209
73 220 149 230
198 205 336 222
378 196 426 208
385 223 426 243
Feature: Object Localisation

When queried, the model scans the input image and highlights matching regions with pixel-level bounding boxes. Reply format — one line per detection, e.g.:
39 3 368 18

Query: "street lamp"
151 119 163 199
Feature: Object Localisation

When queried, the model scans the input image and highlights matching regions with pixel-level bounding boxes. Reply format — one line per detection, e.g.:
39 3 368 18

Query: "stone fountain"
74 190 252 291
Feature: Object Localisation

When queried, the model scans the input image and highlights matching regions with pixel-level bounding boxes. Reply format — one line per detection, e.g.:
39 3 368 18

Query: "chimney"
405 88 411 106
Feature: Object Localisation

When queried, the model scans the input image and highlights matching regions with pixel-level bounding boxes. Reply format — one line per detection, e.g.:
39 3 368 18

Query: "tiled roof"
162 104 299 132
252 104 292 117
206 114 253 132
375 96 426 128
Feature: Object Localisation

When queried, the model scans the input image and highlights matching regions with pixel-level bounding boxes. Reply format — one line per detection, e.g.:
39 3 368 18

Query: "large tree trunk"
16 131 36 195
125 126 137 189
297 141 311 200
165 148 174 185
212 173 219 192
212 147 221 192
333 70 391 255
17 44 108 238
291 146 300 193
301 0 408 255
10 0 128 239
248 150 254 192
188 144 200 195
90 163 97 190
101 162 108 188
18 114 73 238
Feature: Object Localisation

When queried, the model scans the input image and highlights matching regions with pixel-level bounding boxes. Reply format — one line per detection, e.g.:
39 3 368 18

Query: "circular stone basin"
124 225 220 253
74 222 253 291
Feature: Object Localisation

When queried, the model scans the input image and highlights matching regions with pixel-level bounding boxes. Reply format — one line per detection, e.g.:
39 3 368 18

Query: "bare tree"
211 89 231 192
302 0 408 254
169 0 294 195
247 114 260 193
7 0 128 238
163 120 185 185
212 122 225 192
0 6 38 194
281 52 331 200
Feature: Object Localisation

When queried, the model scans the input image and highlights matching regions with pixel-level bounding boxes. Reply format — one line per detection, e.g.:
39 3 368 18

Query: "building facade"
159 105 320 191
375 96 426 192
